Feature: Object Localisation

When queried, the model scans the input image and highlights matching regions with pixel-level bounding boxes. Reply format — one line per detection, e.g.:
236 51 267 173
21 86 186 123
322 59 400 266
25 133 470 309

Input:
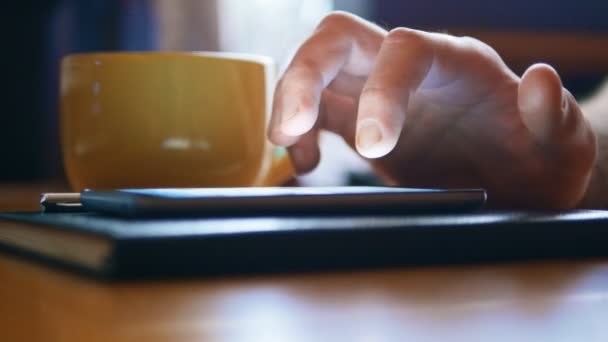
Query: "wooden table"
1 183 608 341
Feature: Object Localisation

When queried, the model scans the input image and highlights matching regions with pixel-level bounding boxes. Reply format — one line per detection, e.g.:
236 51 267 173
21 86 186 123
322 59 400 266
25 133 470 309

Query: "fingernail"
281 112 310 136
357 119 383 151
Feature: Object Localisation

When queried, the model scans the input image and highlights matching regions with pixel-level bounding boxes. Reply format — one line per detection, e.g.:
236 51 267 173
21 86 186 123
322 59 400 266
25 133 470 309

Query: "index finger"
269 12 385 145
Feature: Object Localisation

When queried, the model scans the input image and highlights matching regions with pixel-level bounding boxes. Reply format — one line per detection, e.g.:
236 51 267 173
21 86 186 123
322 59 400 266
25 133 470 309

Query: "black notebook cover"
1 211 608 280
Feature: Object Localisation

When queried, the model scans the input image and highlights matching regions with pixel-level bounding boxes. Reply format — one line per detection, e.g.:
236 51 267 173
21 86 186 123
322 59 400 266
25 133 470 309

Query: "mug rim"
61 51 274 66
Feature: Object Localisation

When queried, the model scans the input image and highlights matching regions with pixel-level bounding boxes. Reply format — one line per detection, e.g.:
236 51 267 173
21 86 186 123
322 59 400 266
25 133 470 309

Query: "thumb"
518 63 596 160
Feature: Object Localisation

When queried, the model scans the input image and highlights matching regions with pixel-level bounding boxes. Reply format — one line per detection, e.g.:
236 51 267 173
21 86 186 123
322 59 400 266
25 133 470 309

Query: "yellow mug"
60 52 294 190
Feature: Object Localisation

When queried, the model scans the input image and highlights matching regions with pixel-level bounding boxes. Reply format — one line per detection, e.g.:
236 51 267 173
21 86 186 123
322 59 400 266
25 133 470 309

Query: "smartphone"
62 187 487 218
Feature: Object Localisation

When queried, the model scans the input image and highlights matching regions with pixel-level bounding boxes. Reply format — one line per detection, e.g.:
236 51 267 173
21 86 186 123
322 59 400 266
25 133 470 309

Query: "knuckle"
287 59 325 84
361 86 386 97
318 11 357 30
360 84 410 115
385 27 426 46
361 86 399 103
458 35 501 60
458 35 483 46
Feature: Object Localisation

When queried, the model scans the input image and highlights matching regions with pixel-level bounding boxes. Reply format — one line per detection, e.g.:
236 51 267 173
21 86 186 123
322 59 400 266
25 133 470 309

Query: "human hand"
268 12 596 208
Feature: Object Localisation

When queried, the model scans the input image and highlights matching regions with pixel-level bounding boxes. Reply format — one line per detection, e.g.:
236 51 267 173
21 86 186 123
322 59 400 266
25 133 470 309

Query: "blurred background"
4 0 608 186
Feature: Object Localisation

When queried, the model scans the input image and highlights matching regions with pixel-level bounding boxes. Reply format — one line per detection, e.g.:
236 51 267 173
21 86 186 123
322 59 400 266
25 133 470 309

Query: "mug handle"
255 145 295 186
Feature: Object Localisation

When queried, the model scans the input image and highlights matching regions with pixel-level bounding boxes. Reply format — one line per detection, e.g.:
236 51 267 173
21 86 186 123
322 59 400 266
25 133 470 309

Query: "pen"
40 192 84 212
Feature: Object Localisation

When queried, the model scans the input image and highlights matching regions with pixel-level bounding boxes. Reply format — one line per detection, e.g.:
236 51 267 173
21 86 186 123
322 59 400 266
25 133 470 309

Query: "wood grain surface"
1 183 607 341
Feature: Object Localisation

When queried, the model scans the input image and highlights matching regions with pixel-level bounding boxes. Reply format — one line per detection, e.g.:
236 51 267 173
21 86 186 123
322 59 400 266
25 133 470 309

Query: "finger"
268 11 385 143
356 28 435 158
287 90 357 173
268 91 301 147
327 71 366 98
288 128 320 174
318 90 358 146
518 63 596 162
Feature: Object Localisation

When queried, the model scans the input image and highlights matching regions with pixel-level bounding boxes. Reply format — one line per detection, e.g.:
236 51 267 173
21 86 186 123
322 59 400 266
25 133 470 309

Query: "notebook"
1 210 608 280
